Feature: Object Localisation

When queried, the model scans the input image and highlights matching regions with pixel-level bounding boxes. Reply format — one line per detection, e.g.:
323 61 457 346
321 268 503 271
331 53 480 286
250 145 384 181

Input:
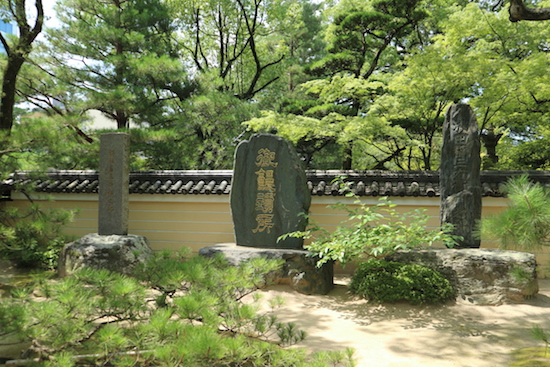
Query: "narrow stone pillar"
440 104 481 248
98 133 130 235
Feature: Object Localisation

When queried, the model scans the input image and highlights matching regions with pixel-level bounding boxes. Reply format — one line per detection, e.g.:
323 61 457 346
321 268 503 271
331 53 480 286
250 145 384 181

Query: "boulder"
58 233 153 277
387 248 538 305
199 243 333 295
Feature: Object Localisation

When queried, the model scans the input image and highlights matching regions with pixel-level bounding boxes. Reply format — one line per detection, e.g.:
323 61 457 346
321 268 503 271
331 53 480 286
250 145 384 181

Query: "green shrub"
280 178 460 267
349 259 455 304
0 204 77 269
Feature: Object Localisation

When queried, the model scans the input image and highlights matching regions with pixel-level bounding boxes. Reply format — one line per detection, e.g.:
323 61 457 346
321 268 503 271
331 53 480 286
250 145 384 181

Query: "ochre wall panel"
1 195 487 251
6 194 550 276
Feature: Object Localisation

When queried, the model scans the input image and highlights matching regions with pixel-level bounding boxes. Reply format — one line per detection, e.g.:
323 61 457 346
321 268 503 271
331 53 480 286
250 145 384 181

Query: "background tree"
343 1 550 170
246 0 429 169
369 47 474 170
277 0 326 93
169 0 289 101
134 89 259 169
5 0 550 171
0 0 43 133
47 0 189 129
19 0 325 170
439 3 550 168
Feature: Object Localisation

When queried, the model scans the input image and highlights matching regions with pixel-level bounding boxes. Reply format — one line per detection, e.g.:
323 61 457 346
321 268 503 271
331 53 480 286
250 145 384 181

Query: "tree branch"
0 32 9 55
509 0 550 22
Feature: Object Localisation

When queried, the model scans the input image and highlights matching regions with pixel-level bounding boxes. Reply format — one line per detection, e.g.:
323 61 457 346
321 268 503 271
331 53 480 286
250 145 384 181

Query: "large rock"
230 133 311 249
199 243 333 295
387 248 538 305
58 233 153 277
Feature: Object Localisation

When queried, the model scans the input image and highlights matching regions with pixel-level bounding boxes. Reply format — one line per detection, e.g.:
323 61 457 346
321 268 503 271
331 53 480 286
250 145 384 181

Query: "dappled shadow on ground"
256 278 550 366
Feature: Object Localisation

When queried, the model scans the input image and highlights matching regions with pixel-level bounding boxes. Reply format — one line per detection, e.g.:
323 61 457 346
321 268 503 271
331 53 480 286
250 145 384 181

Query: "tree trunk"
343 143 352 170
0 0 43 133
0 56 25 132
115 111 129 130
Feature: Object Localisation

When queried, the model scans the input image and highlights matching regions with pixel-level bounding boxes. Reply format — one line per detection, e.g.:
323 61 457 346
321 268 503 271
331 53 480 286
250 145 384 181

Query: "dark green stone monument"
440 104 481 248
230 134 311 249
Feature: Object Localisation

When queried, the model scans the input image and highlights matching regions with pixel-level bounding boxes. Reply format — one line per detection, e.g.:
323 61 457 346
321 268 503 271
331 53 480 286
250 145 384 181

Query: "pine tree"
0 253 356 366
479 174 550 250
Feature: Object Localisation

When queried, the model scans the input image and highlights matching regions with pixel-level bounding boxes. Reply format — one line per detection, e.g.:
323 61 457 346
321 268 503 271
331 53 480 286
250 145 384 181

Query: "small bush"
349 259 455 304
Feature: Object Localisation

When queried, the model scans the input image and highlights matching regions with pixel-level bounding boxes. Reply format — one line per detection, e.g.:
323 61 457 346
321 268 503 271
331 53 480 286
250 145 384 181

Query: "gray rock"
58 233 153 277
387 248 538 305
199 243 333 295
440 104 481 248
230 134 311 249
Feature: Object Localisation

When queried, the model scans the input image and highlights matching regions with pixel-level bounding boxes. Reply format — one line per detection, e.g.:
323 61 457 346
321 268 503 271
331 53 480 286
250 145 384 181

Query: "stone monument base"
58 233 153 277
387 248 539 305
199 243 334 295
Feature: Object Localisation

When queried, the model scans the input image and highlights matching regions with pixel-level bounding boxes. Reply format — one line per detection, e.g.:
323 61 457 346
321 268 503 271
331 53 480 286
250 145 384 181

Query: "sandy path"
256 278 550 367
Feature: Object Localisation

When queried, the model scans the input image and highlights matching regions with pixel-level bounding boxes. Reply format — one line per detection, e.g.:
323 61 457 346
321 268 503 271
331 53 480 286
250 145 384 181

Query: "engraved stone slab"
98 133 130 235
440 104 481 248
230 134 311 249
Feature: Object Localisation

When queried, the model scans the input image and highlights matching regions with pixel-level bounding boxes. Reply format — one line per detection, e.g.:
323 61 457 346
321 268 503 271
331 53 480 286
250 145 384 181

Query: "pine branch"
5 350 155 366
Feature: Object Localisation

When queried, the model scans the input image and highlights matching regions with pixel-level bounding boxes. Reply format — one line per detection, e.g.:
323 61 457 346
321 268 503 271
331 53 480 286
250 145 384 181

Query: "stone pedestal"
58 233 153 277
199 243 334 295
387 248 538 305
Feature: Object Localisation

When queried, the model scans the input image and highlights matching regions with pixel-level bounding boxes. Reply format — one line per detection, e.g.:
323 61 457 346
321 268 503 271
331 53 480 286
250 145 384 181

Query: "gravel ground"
253 277 550 367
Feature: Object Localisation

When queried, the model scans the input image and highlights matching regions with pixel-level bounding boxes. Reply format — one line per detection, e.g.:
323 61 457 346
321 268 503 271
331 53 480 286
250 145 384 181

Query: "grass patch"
510 347 550 366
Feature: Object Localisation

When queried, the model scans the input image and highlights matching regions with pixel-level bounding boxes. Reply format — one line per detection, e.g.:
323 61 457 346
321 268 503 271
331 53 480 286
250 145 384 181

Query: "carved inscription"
106 149 116 213
252 148 278 233
453 131 468 168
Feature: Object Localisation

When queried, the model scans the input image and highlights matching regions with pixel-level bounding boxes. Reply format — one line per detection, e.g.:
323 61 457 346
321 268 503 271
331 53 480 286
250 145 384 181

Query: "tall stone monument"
99 133 130 235
440 104 481 248
58 133 152 277
230 133 311 249
200 133 333 295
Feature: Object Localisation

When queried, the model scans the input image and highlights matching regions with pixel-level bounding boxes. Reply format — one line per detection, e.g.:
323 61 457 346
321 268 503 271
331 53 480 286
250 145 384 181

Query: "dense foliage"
0 0 547 171
246 1 550 170
0 252 356 366
349 259 455 304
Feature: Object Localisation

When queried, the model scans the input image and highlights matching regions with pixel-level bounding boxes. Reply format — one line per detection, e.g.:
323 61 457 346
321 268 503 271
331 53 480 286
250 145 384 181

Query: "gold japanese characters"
253 148 278 233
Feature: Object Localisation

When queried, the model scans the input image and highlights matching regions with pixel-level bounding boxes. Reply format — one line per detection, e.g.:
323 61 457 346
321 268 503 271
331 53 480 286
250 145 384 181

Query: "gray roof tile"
3 169 550 198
